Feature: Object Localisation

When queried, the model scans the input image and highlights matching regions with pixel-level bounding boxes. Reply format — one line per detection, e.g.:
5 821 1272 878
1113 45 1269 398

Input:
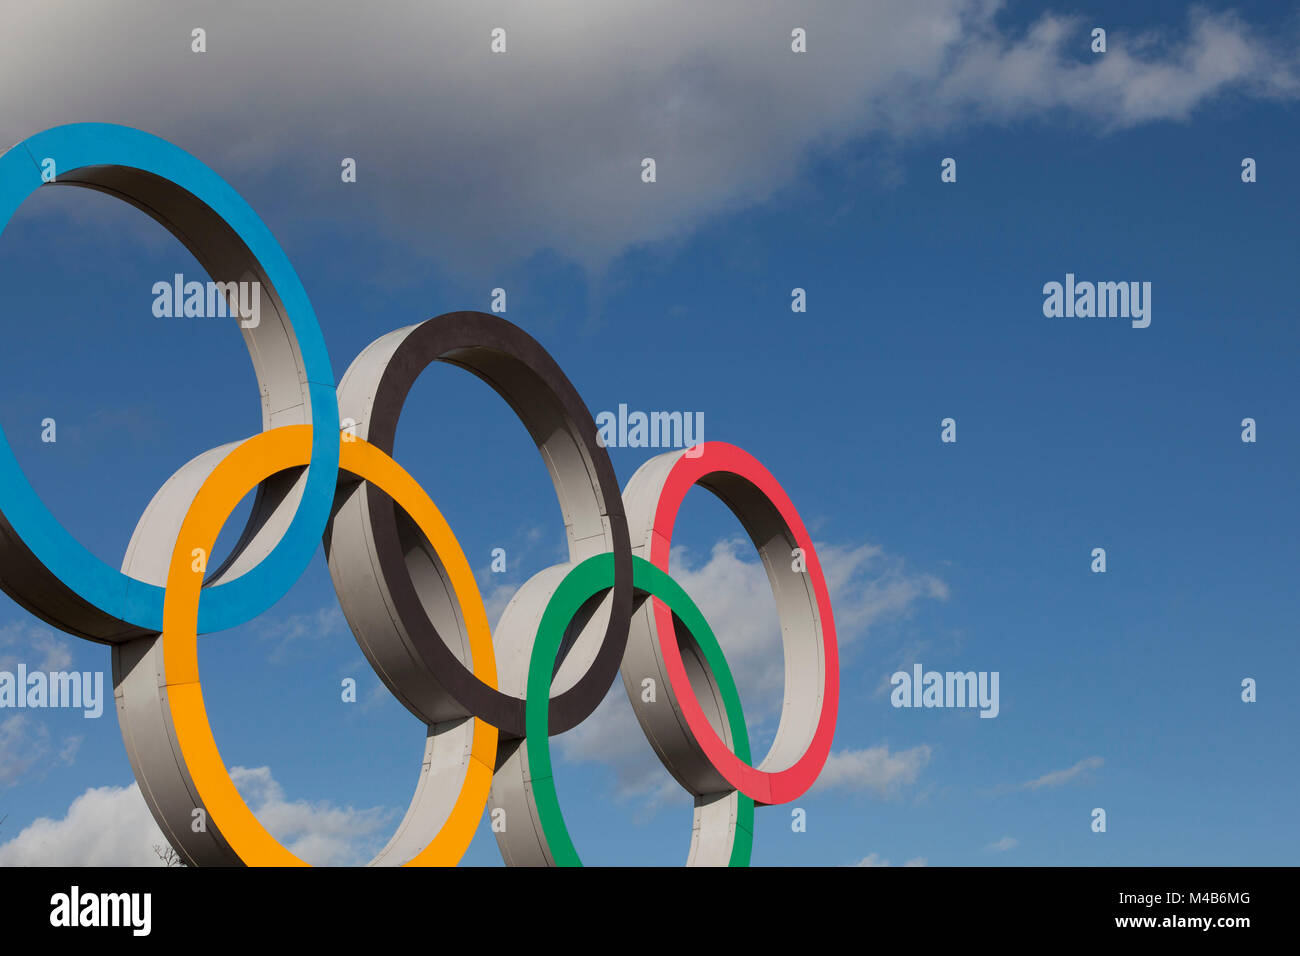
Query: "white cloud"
985 835 1018 852
665 537 787 713
555 684 688 818
1020 756 1103 791
815 541 950 649
0 715 79 788
227 766 393 865
1 3 1291 273
666 536 948 730
0 782 168 866
557 725 932 818
554 535 942 811
0 620 76 673
932 9 1298 131
0 767 394 865
0 622 94 786
811 743 933 797
57 735 83 765
481 580 523 635
854 852 928 867
256 606 346 663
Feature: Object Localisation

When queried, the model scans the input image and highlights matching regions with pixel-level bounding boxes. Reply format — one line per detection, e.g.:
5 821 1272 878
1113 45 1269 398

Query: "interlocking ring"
0 124 838 866
326 312 633 739
0 123 338 641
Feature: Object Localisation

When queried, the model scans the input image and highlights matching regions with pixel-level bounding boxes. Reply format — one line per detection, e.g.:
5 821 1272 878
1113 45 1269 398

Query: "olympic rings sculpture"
0 124 839 866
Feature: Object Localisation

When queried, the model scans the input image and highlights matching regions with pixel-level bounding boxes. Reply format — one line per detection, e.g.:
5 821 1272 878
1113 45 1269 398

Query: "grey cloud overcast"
2 2 1294 273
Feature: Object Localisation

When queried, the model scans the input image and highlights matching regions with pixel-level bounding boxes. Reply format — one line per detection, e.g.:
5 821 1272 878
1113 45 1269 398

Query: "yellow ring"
160 425 498 866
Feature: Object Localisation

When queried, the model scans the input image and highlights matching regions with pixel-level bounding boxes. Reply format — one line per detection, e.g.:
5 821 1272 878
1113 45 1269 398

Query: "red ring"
648 442 838 805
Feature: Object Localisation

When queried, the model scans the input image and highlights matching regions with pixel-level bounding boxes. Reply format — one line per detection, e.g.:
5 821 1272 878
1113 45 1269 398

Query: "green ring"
525 553 754 866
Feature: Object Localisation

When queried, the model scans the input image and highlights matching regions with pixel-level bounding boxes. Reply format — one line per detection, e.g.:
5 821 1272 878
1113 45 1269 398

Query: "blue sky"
0 0 1298 866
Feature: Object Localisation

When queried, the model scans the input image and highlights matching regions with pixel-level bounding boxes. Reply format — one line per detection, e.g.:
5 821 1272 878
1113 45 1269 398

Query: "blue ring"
0 124 338 633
